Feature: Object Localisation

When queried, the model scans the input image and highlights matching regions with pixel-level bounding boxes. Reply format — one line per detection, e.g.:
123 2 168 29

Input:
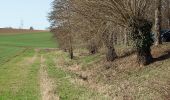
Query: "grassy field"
0 46 24 65
0 49 40 100
0 32 57 48
0 31 170 100
0 32 55 99
0 32 109 100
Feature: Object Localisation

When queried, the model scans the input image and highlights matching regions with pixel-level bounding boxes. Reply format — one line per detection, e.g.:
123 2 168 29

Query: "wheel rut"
40 55 59 100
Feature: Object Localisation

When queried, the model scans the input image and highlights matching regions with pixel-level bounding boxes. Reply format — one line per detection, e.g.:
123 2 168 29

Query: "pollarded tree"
73 0 154 65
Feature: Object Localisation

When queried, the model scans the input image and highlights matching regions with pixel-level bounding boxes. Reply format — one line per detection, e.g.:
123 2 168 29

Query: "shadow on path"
154 50 170 62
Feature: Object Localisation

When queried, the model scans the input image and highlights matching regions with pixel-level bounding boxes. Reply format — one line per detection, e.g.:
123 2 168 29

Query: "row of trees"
49 0 169 66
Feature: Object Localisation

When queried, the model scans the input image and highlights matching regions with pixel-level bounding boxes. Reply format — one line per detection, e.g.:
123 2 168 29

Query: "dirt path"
40 55 59 100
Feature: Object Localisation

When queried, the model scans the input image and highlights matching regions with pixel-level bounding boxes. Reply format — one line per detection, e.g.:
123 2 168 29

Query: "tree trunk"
114 34 118 45
168 19 170 28
102 29 117 62
69 45 74 59
106 33 117 61
129 18 154 66
167 0 170 28
155 0 162 45
124 32 129 46
137 47 153 66
106 47 117 62
88 40 98 55
89 45 98 54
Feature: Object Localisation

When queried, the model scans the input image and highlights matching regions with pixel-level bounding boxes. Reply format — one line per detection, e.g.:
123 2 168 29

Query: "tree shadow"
154 50 170 62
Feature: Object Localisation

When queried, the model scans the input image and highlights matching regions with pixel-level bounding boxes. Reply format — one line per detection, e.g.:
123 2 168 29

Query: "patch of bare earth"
40 55 59 100
0 28 48 35
24 53 37 63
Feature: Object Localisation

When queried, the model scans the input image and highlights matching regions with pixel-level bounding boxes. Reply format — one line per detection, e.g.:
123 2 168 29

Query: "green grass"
41 44 170 100
81 54 101 64
0 46 24 65
0 49 40 100
0 31 170 100
43 52 110 100
0 32 57 99
0 32 57 48
0 32 57 65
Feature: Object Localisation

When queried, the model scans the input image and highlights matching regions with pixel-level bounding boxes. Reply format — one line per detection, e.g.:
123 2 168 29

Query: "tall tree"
49 0 156 65
155 0 163 45
49 0 74 59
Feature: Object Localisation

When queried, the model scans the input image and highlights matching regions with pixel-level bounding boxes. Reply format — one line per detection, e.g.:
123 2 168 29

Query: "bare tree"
49 0 74 59
49 0 156 65
155 0 163 45
75 18 102 55
73 0 154 65
51 26 70 51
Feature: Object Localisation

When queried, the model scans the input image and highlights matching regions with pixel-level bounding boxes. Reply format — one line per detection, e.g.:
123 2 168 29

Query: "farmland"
0 31 55 99
0 28 47 35
1 0 170 99
0 31 109 100
0 30 170 100
0 32 57 48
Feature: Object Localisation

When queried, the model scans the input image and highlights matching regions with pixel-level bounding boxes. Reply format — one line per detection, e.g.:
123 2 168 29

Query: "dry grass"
48 43 170 100
40 55 59 100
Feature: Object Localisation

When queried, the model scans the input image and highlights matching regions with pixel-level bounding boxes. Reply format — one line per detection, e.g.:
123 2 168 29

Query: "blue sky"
0 0 53 30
